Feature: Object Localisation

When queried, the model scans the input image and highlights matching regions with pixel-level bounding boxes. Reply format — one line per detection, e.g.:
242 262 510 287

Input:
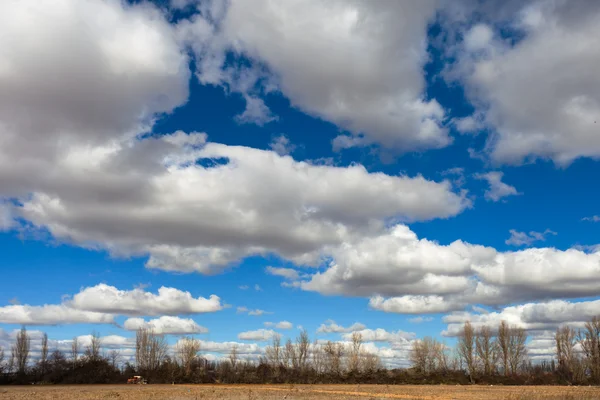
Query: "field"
1 384 600 400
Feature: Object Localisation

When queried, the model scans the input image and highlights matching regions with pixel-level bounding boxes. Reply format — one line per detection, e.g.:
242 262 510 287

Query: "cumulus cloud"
301 224 493 299
238 329 277 342
264 321 293 330
317 320 366 334
123 316 208 334
265 266 300 280
197 340 264 356
182 0 450 153
341 328 415 343
450 1 600 165
475 171 520 202
269 135 296 156
442 298 600 337
68 284 223 316
369 295 464 314
295 223 600 313
506 229 557 246
0 304 114 325
0 0 189 199
0 0 466 279
14 137 468 275
234 95 278 126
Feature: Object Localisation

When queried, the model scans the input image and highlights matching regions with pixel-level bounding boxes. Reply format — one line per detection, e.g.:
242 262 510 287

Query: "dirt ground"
1 384 600 400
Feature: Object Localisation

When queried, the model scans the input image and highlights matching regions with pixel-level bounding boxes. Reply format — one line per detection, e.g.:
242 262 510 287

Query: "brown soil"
1 384 599 400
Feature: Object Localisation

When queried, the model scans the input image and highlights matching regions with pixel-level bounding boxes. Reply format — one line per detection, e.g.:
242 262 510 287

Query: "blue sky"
1 0 599 366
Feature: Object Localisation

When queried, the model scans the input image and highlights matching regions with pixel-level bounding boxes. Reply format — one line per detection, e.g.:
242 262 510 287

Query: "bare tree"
311 340 325 375
323 341 343 375
476 326 497 376
283 338 297 369
71 336 79 370
578 316 600 382
348 332 363 373
85 331 102 361
411 337 447 374
229 344 239 370
265 334 282 368
508 326 527 375
136 328 168 371
410 338 428 372
40 332 49 375
8 346 16 374
14 327 30 374
296 330 310 371
497 320 510 376
361 352 382 374
556 325 577 381
0 346 4 374
176 337 201 376
109 349 121 369
457 321 476 383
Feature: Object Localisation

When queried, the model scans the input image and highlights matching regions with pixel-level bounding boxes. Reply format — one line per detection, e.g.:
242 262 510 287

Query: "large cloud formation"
0 1 469 275
0 284 223 326
450 0 600 165
294 224 600 313
180 0 448 152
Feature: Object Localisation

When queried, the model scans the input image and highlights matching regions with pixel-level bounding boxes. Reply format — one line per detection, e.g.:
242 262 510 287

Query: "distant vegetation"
2 317 600 385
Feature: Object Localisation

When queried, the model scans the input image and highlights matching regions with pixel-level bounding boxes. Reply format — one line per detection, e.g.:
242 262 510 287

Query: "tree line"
2 317 600 385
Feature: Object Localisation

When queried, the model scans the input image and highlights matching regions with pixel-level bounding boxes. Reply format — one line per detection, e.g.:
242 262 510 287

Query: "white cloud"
2 0 474 281
505 229 557 246
183 0 449 153
237 307 272 317
248 309 271 316
463 24 494 51
442 298 600 336
452 2 600 165
269 135 295 156
475 171 520 202
0 0 189 199
369 295 464 314
341 328 415 343
265 266 300 280
123 316 208 335
409 316 433 324
197 340 264 356
238 329 277 342
301 224 493 298
264 321 293 330
295 223 600 313
0 304 114 325
0 201 14 230
15 137 468 275
316 320 366 334
583 216 600 222
234 95 278 126
68 284 223 316
254 284 262 292
452 114 485 135
238 285 249 290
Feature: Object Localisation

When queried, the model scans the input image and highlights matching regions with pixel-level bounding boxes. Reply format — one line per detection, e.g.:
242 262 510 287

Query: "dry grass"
1 384 600 400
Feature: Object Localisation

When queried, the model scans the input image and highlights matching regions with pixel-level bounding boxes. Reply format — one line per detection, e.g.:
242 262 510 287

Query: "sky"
1 0 600 367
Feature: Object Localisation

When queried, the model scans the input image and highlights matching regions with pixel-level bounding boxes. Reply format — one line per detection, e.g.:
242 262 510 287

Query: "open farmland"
1 385 600 400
